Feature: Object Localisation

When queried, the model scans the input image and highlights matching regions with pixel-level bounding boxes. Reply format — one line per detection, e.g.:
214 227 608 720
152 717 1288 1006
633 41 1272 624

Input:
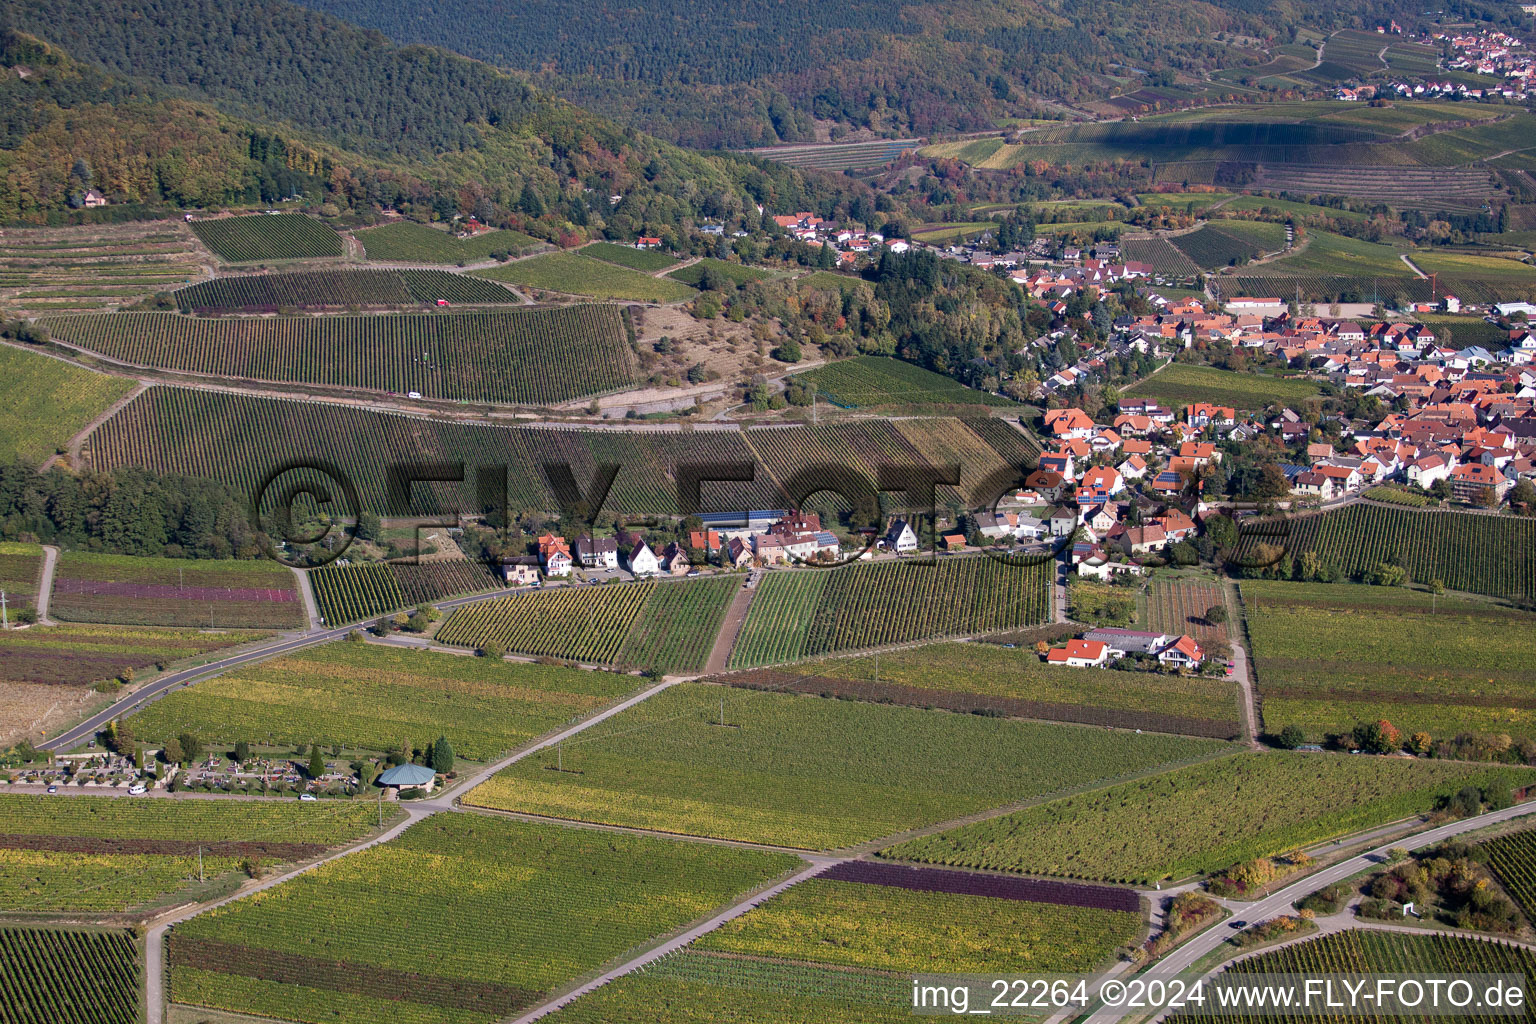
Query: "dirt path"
290 567 321 631
1400 253 1429 279
509 856 841 1023
36 545 58 625
703 584 756 674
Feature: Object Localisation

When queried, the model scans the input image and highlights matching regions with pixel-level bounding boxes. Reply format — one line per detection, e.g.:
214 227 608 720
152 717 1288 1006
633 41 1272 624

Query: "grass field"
1407 251 1536 304
795 356 1015 410
882 752 1532 884
0 925 140 1024
50 553 304 629
581 241 678 272
1234 504 1536 601
0 624 270 687
1125 363 1320 410
723 639 1242 739
127 642 640 759
796 270 863 293
465 683 1225 849
169 814 798 1024
0 345 134 466
191 214 344 263
475 252 697 302
436 577 736 672
0 794 386 912
1241 580 1536 744
45 305 636 405
355 222 540 262
1242 229 1412 278
728 557 1052 669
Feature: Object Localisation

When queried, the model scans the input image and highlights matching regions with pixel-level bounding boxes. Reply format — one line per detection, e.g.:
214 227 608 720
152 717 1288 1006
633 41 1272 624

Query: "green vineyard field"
1482 827 1536 921
173 269 518 312
47 305 635 404
190 214 344 262
310 560 507 625
0 345 135 467
0 926 140 1024
355 222 541 262
1234 504 1536 601
796 356 1016 410
728 556 1051 669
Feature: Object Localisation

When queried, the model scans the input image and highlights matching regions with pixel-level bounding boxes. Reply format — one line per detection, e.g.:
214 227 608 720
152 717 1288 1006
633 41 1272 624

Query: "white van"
128 783 147 795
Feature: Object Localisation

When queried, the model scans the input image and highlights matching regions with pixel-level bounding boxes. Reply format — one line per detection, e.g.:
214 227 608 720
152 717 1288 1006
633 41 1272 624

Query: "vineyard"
45 305 635 405
1127 362 1321 410
745 138 918 171
1143 579 1232 643
0 221 204 315
0 344 134 467
50 553 304 629
1240 580 1536 744
1233 504 1536 601
173 268 518 312
0 926 140 1024
355 222 540 262
169 814 798 1024
581 241 678 272
728 557 1052 669
474 252 698 303
436 577 736 672
0 623 271 687
128 641 638 759
1119 237 1200 278
882 752 1532 884
795 356 1016 410
1232 273 1430 305
666 258 776 286
0 794 383 912
85 387 788 518
1169 222 1285 269
0 542 43 613
696 875 1139 974
190 214 344 262
728 638 1243 738
82 386 1037 521
1363 485 1437 507
1170 931 1536 1024
1481 827 1536 921
309 563 405 625
466 682 1222 848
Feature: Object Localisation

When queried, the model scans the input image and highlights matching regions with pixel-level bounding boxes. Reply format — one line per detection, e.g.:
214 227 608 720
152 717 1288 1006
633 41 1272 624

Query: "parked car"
46 785 58 794
128 783 147 795
299 793 317 801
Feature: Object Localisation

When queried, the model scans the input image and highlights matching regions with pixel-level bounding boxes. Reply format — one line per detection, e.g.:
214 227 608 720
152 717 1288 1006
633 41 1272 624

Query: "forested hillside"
288 0 1408 147
0 0 882 227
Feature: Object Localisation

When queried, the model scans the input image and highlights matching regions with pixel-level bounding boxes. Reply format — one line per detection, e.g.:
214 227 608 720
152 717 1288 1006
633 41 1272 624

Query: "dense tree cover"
0 0 885 230
0 463 264 558
289 0 1400 147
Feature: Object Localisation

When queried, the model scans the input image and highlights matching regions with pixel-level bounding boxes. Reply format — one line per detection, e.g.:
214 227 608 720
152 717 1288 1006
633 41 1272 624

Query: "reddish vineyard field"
821 861 1140 911
1144 580 1231 643
50 553 304 629
0 624 271 687
46 306 635 405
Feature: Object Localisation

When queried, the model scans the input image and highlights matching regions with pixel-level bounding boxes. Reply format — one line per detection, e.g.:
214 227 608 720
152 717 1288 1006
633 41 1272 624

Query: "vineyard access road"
35 545 58 625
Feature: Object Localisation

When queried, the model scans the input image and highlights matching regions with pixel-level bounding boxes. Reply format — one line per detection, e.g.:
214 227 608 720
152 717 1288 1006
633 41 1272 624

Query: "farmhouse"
1046 639 1110 668
537 534 572 577
884 519 919 553
627 539 660 576
499 556 541 586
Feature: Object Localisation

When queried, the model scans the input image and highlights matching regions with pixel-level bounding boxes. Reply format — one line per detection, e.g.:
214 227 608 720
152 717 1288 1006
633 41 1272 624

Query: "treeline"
0 463 264 559
277 0 1382 148
0 0 887 234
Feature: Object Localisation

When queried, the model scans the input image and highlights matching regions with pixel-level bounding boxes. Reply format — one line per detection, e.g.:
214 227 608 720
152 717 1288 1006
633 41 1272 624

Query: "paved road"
143 677 683 1024
1066 801 1536 1024
40 583 523 753
36 544 58 625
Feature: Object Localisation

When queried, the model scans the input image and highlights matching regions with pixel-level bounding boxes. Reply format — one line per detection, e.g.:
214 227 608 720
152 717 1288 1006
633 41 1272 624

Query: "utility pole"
377 788 382 828
720 694 726 727
557 742 562 773
1 590 7 629
874 650 879 686
198 846 204 884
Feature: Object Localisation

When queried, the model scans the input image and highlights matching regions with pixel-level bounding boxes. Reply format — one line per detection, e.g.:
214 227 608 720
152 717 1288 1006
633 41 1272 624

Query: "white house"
627 540 660 576
574 534 619 570
884 519 919 554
